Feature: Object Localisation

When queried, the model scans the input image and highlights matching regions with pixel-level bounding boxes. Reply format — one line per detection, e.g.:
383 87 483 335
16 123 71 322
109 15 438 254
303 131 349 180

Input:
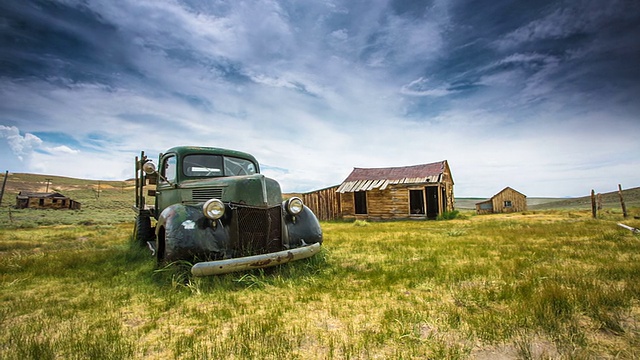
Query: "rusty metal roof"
16 192 66 199
337 161 446 193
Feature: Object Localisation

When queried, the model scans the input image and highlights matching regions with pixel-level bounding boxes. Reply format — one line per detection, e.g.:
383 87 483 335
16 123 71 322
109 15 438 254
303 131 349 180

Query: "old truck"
132 146 323 276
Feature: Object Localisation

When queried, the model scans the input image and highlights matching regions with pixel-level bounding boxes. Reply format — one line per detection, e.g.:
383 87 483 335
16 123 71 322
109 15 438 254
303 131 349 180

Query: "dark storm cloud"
0 0 638 195
0 0 140 85
403 0 640 118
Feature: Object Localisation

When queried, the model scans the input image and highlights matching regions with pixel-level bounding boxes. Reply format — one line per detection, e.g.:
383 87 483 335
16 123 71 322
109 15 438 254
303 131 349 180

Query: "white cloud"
401 77 455 97
47 145 80 155
0 125 43 161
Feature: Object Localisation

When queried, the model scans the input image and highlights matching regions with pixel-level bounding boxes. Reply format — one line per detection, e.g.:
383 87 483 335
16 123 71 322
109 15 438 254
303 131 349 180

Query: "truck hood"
178 174 283 207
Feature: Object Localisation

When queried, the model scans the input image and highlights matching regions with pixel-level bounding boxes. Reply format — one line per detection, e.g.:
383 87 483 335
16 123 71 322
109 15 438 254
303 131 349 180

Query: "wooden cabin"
336 161 454 220
475 187 526 214
16 192 81 210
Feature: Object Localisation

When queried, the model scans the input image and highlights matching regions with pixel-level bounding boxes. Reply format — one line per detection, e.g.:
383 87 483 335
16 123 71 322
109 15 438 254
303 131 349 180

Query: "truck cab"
133 146 322 276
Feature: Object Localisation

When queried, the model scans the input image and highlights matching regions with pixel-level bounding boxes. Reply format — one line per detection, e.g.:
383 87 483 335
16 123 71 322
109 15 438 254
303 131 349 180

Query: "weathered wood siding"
302 186 341 221
340 184 451 221
476 187 526 214
20 197 81 210
337 160 455 220
492 187 526 213
475 200 493 215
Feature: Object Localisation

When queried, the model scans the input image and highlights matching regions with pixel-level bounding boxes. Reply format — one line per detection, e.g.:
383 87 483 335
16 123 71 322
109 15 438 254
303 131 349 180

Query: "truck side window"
163 156 177 183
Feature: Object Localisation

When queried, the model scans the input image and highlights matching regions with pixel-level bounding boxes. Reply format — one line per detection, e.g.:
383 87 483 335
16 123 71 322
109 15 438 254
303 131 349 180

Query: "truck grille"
192 188 223 202
233 205 283 256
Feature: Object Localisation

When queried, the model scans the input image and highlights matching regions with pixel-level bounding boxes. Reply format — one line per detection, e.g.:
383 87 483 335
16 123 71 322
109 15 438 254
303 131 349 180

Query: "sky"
1 0 639 198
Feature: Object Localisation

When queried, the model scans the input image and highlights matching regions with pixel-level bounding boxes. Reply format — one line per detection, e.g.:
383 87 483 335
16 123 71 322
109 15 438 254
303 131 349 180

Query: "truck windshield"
183 154 257 177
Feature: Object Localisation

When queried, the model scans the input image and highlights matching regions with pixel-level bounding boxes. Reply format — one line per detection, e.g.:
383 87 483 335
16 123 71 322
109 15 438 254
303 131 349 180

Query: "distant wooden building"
336 161 454 220
16 192 81 210
475 187 526 214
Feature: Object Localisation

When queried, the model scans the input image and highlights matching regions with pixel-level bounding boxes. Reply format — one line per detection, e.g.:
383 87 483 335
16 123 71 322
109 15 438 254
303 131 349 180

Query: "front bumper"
191 242 321 276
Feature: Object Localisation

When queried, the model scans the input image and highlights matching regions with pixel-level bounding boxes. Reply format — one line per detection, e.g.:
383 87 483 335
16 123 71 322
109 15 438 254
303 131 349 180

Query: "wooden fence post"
618 184 628 218
591 189 597 219
0 170 8 206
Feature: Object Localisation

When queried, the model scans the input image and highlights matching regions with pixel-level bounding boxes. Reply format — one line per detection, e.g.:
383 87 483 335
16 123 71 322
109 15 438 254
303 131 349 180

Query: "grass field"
1 173 640 358
1 208 640 359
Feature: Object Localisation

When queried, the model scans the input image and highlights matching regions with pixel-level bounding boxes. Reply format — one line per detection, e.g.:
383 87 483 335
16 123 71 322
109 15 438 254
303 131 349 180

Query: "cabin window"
504 200 512 207
354 191 367 214
62 200 66 206
52 199 57 203
39 199 44 206
162 156 177 182
409 190 425 214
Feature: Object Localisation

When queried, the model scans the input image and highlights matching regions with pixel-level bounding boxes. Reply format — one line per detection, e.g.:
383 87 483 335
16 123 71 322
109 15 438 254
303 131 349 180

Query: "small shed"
16 192 81 210
336 160 454 220
476 187 526 214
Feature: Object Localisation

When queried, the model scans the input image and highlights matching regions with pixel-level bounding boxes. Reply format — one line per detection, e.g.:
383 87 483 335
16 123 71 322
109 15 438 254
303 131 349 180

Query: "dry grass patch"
1 211 640 359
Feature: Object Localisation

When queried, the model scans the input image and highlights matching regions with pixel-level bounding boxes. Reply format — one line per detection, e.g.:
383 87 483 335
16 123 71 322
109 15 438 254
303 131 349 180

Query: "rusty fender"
191 242 321 276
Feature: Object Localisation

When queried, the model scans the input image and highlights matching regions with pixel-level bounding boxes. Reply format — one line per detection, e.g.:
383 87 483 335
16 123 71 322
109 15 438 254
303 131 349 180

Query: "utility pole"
45 178 52 193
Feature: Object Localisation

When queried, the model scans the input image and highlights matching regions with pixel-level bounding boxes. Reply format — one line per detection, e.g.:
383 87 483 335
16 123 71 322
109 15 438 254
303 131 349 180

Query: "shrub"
437 210 459 220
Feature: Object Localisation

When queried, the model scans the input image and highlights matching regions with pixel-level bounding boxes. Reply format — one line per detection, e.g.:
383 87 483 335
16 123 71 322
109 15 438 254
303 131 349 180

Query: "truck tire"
133 214 154 246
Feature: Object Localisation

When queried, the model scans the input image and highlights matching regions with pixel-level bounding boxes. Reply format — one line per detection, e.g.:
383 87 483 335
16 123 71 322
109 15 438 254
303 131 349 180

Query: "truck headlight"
142 161 156 174
203 199 225 220
285 197 304 216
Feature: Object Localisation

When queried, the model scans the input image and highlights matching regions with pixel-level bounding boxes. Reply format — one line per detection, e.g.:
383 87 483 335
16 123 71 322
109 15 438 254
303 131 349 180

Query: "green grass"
0 173 135 228
1 210 640 359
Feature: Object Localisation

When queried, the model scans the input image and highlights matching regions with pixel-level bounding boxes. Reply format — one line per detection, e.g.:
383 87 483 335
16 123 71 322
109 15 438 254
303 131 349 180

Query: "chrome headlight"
203 199 225 220
285 197 304 216
142 161 156 174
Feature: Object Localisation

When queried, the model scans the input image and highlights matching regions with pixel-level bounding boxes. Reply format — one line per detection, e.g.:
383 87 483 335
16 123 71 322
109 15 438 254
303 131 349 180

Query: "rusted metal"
337 162 446 193
191 242 321 276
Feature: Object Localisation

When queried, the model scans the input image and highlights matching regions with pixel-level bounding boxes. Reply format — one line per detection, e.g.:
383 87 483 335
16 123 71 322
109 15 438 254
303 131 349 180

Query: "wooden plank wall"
302 186 341 221
17 196 81 210
340 186 432 221
365 187 410 220
491 188 527 213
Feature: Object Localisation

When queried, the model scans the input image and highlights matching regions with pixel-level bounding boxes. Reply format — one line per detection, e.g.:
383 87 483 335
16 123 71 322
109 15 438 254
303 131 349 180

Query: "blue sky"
1 0 639 197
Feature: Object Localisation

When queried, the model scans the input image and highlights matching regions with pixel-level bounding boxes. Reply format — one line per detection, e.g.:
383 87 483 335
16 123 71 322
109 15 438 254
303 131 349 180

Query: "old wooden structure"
336 161 454 220
475 187 526 214
301 185 341 221
16 192 81 210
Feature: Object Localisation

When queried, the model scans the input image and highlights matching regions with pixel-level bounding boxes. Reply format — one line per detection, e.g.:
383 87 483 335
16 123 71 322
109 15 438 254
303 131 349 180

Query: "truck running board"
191 243 321 276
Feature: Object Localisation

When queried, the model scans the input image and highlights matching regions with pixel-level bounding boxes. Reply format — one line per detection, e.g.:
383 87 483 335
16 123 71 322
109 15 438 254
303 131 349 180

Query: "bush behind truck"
132 146 323 276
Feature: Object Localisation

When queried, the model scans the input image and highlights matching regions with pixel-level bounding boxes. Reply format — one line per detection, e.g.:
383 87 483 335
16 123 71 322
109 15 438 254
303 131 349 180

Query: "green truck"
133 146 322 276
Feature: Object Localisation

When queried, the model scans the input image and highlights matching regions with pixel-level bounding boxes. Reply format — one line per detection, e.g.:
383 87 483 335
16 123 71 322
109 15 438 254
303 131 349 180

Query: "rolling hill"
1 172 638 212
455 186 640 211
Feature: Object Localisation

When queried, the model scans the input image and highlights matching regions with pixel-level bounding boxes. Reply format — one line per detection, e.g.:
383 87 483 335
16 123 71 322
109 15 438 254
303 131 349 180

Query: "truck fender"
283 205 323 248
156 203 231 262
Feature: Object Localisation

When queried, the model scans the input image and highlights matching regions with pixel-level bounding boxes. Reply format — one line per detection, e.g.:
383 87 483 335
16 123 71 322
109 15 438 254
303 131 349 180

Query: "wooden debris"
617 223 640 234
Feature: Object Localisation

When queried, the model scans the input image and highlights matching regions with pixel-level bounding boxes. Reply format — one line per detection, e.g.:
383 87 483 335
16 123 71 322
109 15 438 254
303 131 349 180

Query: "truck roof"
164 146 259 164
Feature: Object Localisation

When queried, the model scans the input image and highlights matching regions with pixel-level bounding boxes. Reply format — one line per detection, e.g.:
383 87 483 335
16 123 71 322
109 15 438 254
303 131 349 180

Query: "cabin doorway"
426 187 439 219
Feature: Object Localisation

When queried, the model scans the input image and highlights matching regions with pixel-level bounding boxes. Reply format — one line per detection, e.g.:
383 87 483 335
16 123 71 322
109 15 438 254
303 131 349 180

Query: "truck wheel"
133 214 154 246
